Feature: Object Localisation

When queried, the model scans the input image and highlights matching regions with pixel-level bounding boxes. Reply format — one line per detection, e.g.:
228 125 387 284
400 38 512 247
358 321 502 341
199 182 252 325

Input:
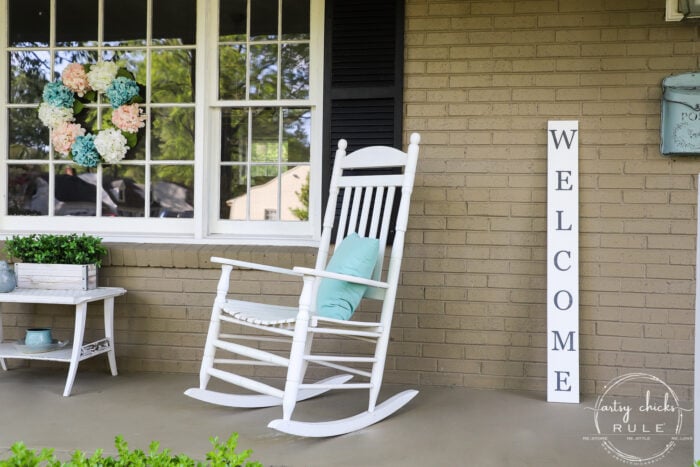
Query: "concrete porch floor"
0 368 693 467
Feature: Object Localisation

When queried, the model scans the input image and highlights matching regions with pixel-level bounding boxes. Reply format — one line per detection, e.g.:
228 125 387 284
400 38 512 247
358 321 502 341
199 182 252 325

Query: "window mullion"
93 0 104 218
246 107 252 220
47 0 56 216
245 0 251 101
144 0 153 219
276 0 282 102
277 107 283 220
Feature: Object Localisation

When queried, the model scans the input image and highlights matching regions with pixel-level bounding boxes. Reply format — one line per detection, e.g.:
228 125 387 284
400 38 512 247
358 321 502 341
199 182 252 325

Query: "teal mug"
25 328 52 347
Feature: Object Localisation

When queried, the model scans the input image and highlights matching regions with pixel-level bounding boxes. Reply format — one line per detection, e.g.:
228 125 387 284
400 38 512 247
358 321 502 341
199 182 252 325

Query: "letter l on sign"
547 121 579 404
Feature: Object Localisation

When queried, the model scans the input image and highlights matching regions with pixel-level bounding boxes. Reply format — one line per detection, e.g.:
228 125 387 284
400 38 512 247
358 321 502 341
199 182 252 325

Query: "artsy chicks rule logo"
584 373 692 465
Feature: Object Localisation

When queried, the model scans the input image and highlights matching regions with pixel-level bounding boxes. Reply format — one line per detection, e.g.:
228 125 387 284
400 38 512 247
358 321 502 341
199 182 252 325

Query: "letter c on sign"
554 250 571 271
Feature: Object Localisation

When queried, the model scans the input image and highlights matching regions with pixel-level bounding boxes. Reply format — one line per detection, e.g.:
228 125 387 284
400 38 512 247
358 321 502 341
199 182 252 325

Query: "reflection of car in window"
151 181 194 218
20 172 193 218
26 173 119 217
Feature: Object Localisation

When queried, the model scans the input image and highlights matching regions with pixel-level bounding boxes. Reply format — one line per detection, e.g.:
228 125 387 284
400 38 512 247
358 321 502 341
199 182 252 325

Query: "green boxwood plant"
3 234 108 267
0 434 262 467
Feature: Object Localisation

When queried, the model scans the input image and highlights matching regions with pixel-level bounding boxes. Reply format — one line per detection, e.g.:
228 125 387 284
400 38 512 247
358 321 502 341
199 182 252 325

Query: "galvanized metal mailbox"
661 72 700 155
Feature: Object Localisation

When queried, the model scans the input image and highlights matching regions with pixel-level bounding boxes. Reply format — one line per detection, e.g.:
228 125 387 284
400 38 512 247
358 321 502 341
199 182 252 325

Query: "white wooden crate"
14 263 97 290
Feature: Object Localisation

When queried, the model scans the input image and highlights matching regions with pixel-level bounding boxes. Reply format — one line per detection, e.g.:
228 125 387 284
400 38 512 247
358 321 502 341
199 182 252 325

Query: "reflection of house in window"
226 165 309 221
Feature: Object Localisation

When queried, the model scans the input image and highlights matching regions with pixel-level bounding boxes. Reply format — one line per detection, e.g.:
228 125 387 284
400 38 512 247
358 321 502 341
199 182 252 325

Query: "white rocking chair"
185 133 421 437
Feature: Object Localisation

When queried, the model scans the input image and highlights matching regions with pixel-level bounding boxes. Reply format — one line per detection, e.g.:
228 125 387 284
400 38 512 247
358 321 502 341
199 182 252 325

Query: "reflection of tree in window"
9 51 50 104
281 44 309 99
290 173 309 221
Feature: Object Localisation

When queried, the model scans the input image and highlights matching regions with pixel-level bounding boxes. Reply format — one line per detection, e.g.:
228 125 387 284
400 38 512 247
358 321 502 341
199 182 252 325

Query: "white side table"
0 287 126 396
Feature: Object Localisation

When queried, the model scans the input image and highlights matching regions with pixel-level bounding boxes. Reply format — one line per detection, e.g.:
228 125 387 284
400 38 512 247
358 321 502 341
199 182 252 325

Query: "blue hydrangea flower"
42 81 75 109
71 134 101 167
105 77 140 108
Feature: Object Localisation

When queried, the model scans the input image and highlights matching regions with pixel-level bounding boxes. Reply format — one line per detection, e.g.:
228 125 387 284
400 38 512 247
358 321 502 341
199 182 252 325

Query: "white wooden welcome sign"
547 120 579 403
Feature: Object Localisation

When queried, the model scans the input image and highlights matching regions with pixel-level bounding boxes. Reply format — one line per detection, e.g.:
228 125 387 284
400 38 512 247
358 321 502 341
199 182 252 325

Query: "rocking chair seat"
222 299 298 326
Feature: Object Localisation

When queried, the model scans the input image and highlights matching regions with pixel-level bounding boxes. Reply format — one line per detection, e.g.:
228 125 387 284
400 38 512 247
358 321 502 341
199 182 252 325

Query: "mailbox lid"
663 87 700 112
663 72 700 112
662 72 700 89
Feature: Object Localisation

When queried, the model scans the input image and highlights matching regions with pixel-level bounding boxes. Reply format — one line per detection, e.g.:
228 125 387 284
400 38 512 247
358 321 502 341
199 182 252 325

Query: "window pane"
9 51 51 104
282 0 310 40
101 109 146 161
9 108 48 160
219 0 247 42
103 165 145 217
8 165 47 215
283 108 310 162
250 0 278 41
54 50 99 78
252 108 279 162
281 165 308 221
250 44 278 100
54 167 99 217
219 45 247 100
9 0 50 47
104 0 147 46
151 50 195 103
220 166 247 220
250 165 278 220
56 0 98 47
73 107 98 140
221 109 248 163
101 50 146 84
151 108 195 161
150 166 194 218
281 43 309 99
154 0 196 45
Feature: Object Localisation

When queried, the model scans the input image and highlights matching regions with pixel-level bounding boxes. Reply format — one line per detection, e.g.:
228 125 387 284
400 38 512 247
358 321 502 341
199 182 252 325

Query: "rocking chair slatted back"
319 136 418 300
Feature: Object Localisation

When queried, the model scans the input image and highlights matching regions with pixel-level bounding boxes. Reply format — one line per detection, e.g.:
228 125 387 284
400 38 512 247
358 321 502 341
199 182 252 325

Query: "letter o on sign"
554 290 573 311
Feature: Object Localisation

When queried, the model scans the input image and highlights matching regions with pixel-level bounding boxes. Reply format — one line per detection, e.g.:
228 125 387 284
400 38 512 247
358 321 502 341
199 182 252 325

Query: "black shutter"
322 0 405 237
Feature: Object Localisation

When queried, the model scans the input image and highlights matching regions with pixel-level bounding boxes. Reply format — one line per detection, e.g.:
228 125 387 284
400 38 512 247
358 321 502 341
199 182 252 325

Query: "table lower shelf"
0 341 72 361
0 338 111 362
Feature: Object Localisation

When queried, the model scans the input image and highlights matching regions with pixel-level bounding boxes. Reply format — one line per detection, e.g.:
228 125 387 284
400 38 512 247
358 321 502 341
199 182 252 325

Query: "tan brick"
482 361 524 376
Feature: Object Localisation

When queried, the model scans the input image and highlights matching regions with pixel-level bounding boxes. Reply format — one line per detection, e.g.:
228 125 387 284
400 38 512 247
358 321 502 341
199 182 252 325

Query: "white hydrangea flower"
38 102 74 129
94 128 128 163
87 61 120 93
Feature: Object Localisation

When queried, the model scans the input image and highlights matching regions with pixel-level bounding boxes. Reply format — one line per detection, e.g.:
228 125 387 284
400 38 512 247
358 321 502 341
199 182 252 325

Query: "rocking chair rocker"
185 133 421 437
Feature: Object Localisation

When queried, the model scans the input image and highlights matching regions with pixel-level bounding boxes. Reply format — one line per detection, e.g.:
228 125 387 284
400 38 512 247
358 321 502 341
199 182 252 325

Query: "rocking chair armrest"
211 256 303 277
293 267 390 289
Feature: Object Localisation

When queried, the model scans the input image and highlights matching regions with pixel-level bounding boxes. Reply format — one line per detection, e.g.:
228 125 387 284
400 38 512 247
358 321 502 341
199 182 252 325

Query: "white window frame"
0 0 323 245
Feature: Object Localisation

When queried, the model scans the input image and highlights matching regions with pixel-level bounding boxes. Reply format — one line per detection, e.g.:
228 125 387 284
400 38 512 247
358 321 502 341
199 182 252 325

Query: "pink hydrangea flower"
51 122 86 156
61 63 91 97
111 103 147 133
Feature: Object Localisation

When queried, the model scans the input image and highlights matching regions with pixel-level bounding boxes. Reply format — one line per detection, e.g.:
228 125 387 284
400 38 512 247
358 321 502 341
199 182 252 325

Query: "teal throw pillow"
316 233 380 320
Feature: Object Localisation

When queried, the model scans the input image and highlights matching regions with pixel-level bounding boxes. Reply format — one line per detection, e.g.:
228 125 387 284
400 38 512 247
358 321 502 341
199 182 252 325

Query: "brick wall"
3 1 700 400
403 0 700 400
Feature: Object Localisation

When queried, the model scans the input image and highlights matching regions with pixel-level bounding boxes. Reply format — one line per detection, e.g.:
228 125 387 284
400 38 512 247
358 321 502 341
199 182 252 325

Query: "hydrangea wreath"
38 61 146 168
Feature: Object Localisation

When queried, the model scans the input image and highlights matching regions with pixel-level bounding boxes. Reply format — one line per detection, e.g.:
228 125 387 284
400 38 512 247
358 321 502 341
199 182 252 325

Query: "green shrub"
0 434 262 467
3 234 107 267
